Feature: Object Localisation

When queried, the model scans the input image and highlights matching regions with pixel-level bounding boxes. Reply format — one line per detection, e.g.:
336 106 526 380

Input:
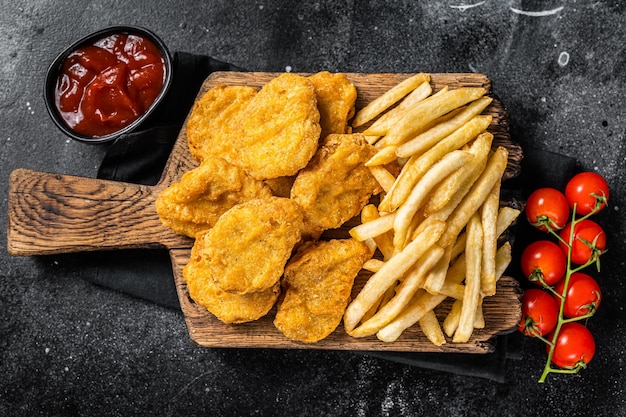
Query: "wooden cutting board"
8 72 523 353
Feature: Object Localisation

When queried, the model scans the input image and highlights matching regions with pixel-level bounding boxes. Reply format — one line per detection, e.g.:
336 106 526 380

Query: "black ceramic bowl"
44 25 173 144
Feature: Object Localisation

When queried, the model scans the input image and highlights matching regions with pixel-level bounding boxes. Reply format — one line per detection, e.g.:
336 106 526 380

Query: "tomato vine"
518 172 608 382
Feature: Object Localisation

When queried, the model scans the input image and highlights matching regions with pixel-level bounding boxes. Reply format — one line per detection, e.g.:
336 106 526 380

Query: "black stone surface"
2 1 625 416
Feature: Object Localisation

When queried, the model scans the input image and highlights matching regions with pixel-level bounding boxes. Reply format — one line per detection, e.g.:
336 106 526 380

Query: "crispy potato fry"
422 246 453 295
474 303 485 329
439 281 466 300
365 145 399 166
396 96 493 158
452 214 483 343
423 130 493 216
361 204 394 260
364 82 433 136
343 220 445 333
380 115 492 212
481 181 501 296
350 245 444 337
352 73 431 127
393 149 473 248
377 290 448 342
443 299 463 337
349 212 396 242
451 205 520 261
419 310 446 346
364 86 449 137
438 146 509 248
382 87 488 145
367 165 396 193
362 258 385 272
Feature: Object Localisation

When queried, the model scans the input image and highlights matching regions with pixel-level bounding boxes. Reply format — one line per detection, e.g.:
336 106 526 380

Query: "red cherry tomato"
559 219 607 265
554 272 602 318
547 322 595 369
518 289 559 337
565 172 609 215
525 187 570 232
520 240 567 286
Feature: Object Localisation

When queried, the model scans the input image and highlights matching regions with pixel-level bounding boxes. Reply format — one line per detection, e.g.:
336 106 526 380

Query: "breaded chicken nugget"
186 84 257 164
290 134 383 238
155 157 273 238
274 239 372 343
235 73 321 179
192 197 304 294
184 254 280 324
309 72 357 139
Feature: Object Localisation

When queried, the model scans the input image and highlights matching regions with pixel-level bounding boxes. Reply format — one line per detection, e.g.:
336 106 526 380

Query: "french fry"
474 303 485 329
363 82 433 136
377 290 448 342
349 245 444 337
380 115 493 212
343 220 445 333
443 299 463 337
365 145 399 166
367 165 396 193
382 87 488 145
422 246 453 295
419 310 446 346
349 212 396 242
352 73 431 127
363 258 385 273
481 181 501 296
393 149 473 248
452 214 483 343
438 280 466 300
423 130 493 216
451 206 520 261
396 96 493 158
438 146 508 248
361 204 395 260
361 280 398 323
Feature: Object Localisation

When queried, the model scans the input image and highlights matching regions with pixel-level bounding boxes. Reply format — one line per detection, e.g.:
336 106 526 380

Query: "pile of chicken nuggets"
156 72 382 343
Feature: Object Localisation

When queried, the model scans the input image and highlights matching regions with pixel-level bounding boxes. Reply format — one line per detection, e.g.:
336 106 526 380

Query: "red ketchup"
54 32 166 137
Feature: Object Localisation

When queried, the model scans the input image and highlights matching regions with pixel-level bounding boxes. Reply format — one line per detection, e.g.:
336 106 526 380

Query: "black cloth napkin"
88 55 578 382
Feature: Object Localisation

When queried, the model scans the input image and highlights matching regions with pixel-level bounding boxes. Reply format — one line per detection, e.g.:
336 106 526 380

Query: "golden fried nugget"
184 248 280 324
186 84 258 164
274 239 372 343
155 157 273 238
194 197 304 294
290 134 383 238
235 73 321 179
309 71 357 139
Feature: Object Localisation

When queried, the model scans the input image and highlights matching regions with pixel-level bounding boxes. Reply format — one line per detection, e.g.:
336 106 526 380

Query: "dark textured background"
2 1 625 416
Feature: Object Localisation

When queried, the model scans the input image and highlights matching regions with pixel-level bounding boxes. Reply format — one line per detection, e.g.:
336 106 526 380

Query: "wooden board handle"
7 168 190 255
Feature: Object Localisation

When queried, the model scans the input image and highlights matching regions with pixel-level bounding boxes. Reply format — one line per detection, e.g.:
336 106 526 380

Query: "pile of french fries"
345 73 520 345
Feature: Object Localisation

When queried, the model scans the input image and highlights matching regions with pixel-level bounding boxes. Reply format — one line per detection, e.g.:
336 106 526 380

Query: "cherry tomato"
525 187 570 232
547 322 595 369
554 272 602 318
565 172 609 215
520 240 567 286
559 219 607 265
518 289 559 337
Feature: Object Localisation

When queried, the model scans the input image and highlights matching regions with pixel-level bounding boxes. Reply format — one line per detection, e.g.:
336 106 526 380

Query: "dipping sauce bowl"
44 25 173 144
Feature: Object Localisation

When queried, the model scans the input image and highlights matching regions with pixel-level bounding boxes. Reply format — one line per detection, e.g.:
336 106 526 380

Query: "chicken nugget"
274 239 372 343
234 73 321 179
309 71 357 139
155 157 273 238
290 133 383 238
194 197 304 294
186 84 257 164
184 253 280 324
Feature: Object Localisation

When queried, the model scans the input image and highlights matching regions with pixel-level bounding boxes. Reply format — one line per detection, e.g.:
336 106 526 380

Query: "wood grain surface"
7 72 523 353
